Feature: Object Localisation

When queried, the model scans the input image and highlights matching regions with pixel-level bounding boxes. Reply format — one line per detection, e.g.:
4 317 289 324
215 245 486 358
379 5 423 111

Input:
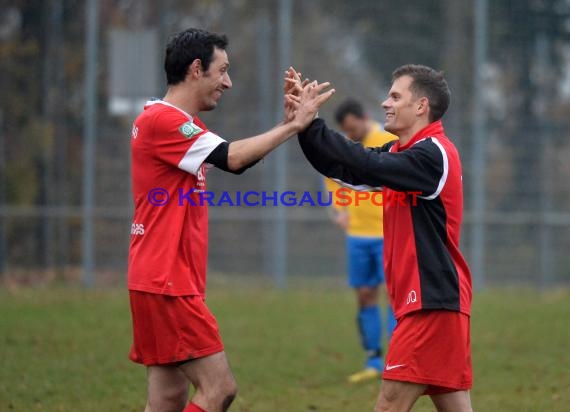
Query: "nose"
223 73 232 89
381 98 390 111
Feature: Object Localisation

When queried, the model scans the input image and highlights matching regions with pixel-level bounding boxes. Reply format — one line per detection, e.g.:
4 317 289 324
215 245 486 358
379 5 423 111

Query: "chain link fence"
1 0 569 287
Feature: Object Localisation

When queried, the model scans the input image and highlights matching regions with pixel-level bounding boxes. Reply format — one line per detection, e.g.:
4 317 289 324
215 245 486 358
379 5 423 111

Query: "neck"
397 119 430 146
163 85 200 116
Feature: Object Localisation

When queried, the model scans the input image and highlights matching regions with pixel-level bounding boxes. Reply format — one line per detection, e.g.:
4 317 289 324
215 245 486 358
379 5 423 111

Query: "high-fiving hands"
283 67 306 123
283 66 335 132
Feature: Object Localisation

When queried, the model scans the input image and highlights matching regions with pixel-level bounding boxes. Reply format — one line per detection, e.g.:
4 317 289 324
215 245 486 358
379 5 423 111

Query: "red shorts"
128 291 224 366
383 310 472 395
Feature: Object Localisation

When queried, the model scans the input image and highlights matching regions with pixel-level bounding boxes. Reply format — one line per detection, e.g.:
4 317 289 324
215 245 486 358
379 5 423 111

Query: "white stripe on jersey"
416 137 449 200
178 131 226 175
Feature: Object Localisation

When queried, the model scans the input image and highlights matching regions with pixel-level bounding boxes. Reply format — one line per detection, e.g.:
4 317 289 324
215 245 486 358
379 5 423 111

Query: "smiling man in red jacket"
287 65 473 412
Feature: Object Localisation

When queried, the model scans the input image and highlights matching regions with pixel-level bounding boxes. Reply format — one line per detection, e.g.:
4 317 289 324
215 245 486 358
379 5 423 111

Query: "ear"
188 59 203 79
416 97 429 117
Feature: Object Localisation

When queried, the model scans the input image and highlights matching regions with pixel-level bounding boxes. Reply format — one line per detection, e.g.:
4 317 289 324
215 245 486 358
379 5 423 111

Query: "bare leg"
178 351 237 412
431 390 473 412
375 379 427 412
145 364 189 412
356 285 379 307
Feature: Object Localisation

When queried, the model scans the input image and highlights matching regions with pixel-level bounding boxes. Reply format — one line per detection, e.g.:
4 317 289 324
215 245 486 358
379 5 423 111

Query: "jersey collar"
396 120 445 151
144 99 194 121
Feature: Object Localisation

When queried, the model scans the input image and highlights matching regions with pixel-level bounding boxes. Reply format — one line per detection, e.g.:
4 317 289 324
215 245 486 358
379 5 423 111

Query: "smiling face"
381 74 430 142
197 47 232 111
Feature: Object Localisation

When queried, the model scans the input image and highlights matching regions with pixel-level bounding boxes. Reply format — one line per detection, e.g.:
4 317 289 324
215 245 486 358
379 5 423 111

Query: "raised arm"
205 122 298 174
298 118 445 197
206 79 335 174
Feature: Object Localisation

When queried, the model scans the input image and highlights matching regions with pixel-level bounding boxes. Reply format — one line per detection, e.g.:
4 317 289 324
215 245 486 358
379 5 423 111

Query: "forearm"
299 119 375 186
299 119 444 194
227 122 297 170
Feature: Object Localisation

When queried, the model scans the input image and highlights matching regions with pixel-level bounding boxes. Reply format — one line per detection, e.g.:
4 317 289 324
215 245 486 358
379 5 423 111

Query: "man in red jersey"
128 28 334 412
286 65 473 412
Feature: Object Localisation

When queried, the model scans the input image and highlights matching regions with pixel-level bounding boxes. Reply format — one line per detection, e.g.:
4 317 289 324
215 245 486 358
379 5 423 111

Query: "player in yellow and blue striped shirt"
324 99 397 383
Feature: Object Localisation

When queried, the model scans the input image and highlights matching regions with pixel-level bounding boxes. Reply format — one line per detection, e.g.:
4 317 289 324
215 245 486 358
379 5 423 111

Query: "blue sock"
387 305 397 339
357 305 382 370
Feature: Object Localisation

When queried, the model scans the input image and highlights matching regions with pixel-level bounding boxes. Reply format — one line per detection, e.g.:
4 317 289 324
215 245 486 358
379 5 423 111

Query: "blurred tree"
489 0 570 210
317 0 445 84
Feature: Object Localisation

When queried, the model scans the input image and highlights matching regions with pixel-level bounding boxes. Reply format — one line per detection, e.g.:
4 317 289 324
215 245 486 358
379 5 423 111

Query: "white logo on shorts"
406 290 417 304
385 364 406 371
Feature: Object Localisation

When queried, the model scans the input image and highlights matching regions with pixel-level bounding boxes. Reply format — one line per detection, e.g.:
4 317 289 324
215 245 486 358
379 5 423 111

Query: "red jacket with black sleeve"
299 118 472 319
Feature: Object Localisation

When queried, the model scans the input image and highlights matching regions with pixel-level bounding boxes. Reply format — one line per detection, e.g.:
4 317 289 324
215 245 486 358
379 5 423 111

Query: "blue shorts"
346 236 385 288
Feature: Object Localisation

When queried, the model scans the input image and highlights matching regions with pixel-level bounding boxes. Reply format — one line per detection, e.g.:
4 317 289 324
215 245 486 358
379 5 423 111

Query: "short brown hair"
392 64 450 122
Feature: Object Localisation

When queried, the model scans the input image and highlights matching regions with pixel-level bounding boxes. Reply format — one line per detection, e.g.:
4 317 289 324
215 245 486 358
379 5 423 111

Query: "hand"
283 67 302 95
286 80 336 132
283 67 310 123
333 210 349 230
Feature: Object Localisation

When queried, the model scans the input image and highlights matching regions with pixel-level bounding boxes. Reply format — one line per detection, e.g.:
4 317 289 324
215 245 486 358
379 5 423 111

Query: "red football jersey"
382 121 472 318
298 119 472 319
128 100 225 296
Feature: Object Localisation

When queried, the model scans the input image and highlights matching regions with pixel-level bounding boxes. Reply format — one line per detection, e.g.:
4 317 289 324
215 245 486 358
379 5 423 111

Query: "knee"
201 376 237 411
375 401 391 412
375 388 400 412
219 377 237 409
357 287 378 307
148 382 188 412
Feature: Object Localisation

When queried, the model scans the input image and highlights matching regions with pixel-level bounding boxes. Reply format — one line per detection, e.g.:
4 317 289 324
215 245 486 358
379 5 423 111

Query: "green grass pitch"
1 279 569 411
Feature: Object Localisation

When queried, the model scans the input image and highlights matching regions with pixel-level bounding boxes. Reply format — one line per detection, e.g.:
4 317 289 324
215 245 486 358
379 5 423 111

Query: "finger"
307 81 321 97
302 80 318 94
300 82 313 97
286 93 301 103
285 97 300 108
283 77 296 91
290 67 301 81
314 88 336 106
313 81 331 93
283 78 302 94
285 93 301 103
284 67 298 81
284 77 303 87
284 70 297 84
284 94 300 108
284 80 303 95
301 81 332 99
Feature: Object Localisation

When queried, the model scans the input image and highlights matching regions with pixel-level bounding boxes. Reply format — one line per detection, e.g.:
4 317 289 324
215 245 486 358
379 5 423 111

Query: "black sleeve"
204 142 260 175
298 118 445 196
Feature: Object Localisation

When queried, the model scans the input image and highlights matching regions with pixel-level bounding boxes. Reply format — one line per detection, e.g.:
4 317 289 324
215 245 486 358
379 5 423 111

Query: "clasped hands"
282 67 335 132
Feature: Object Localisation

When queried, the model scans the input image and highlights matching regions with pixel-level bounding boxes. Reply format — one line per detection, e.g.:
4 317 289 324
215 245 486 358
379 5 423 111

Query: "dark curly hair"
164 28 228 85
